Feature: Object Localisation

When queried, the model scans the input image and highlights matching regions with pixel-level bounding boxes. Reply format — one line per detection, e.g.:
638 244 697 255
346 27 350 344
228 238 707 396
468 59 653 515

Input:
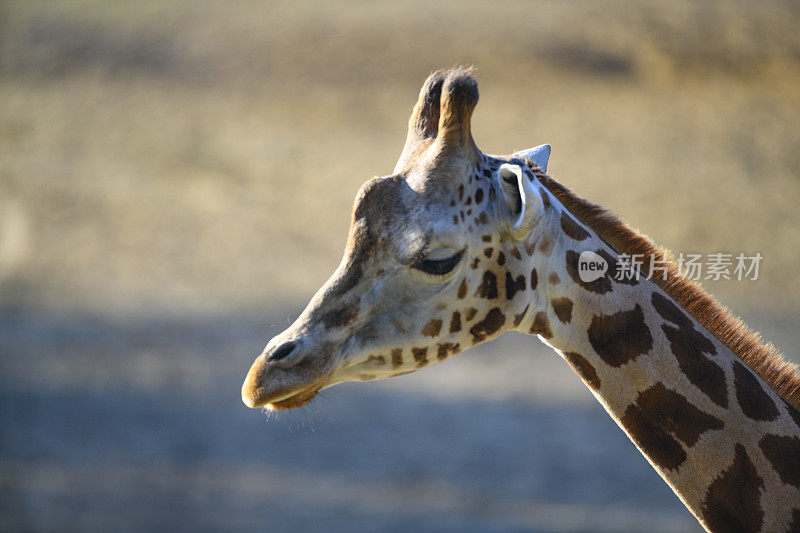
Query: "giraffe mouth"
242 379 325 410
265 385 323 410
242 351 333 410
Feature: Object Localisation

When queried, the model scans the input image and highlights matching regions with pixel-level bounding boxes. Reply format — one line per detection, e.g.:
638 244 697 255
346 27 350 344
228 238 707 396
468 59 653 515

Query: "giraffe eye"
413 249 464 276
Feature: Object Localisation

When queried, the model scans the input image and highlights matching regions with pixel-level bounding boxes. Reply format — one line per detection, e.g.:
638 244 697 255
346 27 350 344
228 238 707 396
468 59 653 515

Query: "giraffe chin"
265 386 322 411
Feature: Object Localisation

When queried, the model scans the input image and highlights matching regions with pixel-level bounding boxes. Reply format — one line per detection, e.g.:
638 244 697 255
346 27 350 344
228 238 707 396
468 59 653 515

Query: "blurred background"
1 1 799 531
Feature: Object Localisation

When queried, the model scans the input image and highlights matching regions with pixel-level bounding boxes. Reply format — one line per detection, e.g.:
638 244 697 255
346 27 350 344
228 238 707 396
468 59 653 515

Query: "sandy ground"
2 1 800 531
2 307 799 532
1 0 800 314
0 307 701 533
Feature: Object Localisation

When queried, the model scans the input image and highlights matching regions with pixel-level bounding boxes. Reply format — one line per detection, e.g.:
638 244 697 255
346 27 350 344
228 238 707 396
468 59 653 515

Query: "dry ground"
1 1 800 531
1 0 800 313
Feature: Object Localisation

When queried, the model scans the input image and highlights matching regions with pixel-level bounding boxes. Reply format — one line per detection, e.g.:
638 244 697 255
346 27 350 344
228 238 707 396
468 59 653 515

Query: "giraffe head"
242 68 551 409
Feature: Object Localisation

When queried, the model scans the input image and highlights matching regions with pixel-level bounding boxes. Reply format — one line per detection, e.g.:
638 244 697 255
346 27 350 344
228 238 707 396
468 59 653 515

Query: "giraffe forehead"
352 168 482 230
351 175 409 224
353 175 450 227
402 147 506 205
406 155 472 190
345 177 450 267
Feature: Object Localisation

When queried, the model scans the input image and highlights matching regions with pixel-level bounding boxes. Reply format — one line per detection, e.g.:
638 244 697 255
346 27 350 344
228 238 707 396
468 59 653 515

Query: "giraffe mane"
524 161 800 412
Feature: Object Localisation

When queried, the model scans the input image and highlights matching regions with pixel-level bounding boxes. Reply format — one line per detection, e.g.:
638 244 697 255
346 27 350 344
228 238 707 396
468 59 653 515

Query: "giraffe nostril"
269 341 297 362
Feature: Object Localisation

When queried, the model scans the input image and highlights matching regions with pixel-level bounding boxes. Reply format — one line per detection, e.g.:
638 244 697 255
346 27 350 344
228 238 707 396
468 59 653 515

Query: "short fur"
396 67 479 173
523 160 800 411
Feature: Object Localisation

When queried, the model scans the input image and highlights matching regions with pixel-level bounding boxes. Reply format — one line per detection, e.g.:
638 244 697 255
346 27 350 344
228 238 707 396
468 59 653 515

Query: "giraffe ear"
497 163 543 238
512 144 551 173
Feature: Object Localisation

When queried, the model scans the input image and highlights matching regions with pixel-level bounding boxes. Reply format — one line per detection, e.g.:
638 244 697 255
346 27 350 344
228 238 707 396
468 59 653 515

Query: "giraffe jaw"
263 385 324 410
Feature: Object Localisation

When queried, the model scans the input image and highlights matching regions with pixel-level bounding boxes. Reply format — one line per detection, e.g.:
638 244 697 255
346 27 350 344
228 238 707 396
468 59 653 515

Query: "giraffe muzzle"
241 336 336 410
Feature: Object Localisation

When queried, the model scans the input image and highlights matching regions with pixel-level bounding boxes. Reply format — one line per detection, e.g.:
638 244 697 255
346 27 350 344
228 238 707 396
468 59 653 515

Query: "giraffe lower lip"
266 387 321 410
242 349 332 409
242 383 319 410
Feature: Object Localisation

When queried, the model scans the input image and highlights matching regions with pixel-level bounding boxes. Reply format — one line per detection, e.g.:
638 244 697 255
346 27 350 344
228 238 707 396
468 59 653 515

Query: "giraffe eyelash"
411 249 465 277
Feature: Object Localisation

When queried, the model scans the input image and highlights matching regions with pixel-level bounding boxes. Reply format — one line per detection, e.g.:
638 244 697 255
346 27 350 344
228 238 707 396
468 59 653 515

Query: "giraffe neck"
513 200 800 533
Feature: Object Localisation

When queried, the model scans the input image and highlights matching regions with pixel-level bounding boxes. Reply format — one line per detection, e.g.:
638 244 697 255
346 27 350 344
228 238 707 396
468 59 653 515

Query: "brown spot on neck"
788 509 800 532
505 272 526 300
652 292 728 408
733 361 779 421
551 297 573 323
538 187 551 208
701 444 764 533
563 352 600 390
565 250 613 294
758 434 800 488
621 383 724 471
470 308 506 342
529 311 552 339
560 211 590 241
588 304 652 367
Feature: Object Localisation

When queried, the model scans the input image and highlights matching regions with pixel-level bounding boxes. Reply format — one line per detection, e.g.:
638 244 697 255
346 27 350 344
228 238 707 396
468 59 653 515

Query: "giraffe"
242 68 800 532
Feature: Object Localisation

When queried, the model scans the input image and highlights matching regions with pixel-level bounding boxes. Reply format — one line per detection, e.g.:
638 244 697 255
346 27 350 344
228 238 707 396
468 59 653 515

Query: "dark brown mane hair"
524 161 800 412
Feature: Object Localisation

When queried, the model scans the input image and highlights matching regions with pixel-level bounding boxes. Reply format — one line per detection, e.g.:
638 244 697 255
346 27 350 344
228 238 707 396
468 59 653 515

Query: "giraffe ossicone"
243 68 800 533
